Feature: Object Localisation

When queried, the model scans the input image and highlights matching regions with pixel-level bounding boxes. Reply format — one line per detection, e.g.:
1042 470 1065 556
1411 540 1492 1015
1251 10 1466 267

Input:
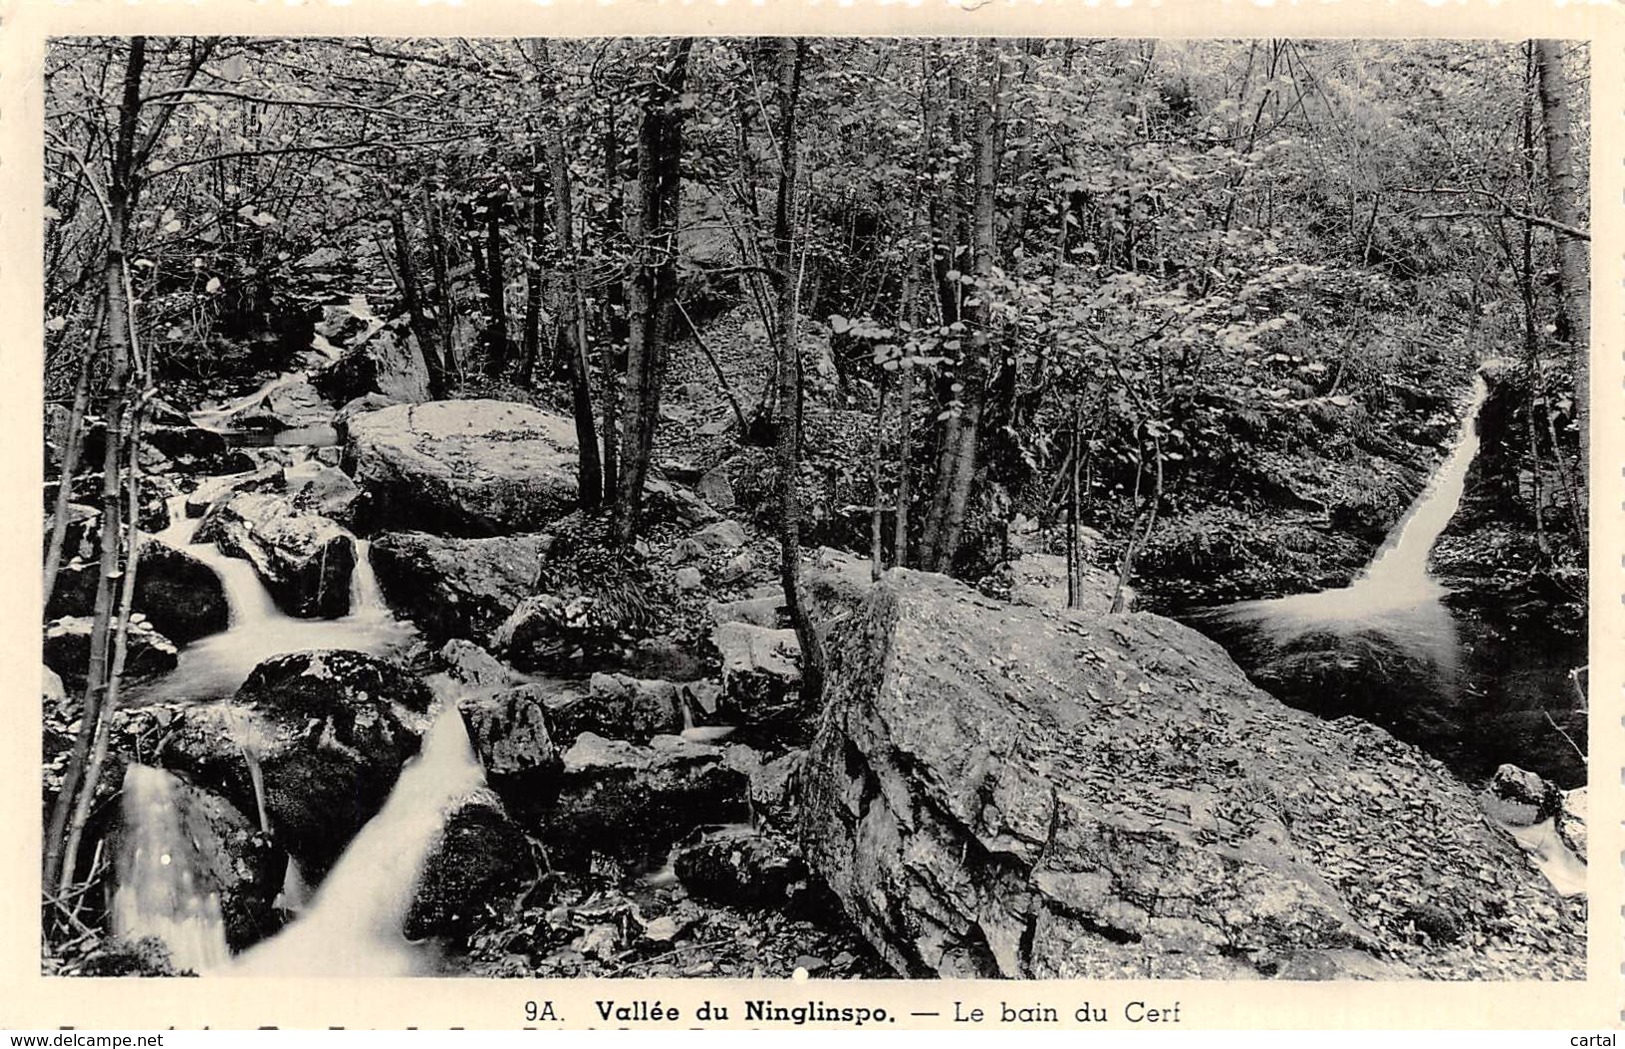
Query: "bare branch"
1398 185 1589 241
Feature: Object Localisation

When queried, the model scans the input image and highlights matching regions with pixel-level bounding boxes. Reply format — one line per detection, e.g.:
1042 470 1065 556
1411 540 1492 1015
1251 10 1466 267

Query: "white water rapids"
114 472 468 974
1216 374 1489 639
141 488 416 703
229 707 486 976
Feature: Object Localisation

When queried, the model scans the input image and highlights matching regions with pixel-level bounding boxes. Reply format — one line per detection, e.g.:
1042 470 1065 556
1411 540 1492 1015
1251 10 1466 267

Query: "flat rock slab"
345 400 578 536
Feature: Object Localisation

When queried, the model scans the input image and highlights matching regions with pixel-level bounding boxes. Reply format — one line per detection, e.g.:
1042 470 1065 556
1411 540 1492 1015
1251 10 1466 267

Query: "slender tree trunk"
677 298 749 435
59 404 147 897
1066 398 1082 609
598 83 624 499
601 83 632 362
520 146 547 386
43 296 105 604
870 372 887 581
531 42 605 508
893 246 917 569
769 38 825 705
483 193 510 377
614 38 692 543
44 36 144 891
1111 436 1163 613
1517 55 1550 559
1534 39 1590 518
924 40 1000 573
388 197 448 399
422 181 459 381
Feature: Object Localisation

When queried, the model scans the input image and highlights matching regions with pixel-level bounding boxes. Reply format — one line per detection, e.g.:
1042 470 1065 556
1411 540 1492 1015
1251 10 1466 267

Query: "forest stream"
41 36 1590 984
1191 374 1587 791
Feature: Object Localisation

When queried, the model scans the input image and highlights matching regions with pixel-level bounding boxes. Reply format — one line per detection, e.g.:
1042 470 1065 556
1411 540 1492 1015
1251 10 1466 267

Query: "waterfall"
229 706 486 977
1211 374 1490 638
110 766 233 974
1354 375 1490 602
348 539 388 620
139 495 416 704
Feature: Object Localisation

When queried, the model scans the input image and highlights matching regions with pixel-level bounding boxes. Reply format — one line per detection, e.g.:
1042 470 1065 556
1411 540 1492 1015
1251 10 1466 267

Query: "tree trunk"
1066 398 1082 609
59 404 148 897
422 181 460 381
388 196 448 399
43 296 105 604
923 40 1000 573
614 38 692 543
893 250 917 570
44 36 144 892
483 192 510 377
532 40 605 509
1517 53 1550 559
1111 436 1163 613
520 146 547 387
769 38 825 705
1534 39 1589 514
601 78 632 363
870 372 887 581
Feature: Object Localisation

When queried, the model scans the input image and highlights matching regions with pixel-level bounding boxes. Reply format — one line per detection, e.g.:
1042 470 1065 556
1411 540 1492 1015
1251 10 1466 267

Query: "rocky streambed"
42 315 1586 980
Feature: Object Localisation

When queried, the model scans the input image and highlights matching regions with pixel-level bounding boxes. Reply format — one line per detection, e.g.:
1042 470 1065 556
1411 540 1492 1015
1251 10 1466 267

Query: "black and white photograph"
33 33 1594 989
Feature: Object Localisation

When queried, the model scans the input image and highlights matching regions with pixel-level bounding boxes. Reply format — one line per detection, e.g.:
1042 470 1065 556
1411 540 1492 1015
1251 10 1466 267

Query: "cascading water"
110 766 233 974
1189 372 1585 894
1190 373 1586 894
137 490 416 704
1217 374 1490 636
229 706 486 976
1193 378 1493 748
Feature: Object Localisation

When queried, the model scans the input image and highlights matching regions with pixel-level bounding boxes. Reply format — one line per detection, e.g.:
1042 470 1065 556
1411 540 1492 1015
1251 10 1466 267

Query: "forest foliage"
40 36 1590 908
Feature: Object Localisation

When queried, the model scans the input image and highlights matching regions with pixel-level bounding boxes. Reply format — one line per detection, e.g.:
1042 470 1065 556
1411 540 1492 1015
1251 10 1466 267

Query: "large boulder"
143 424 232 468
156 650 429 880
281 461 364 526
370 531 545 644
544 673 684 744
713 622 804 730
109 764 282 954
344 400 578 536
460 684 562 794
801 570 1584 980
675 831 814 911
47 539 229 645
196 491 355 618
184 463 282 518
311 326 431 406
404 788 535 940
533 733 749 871
313 297 385 349
194 376 333 434
43 616 178 694
673 519 748 563
435 639 514 691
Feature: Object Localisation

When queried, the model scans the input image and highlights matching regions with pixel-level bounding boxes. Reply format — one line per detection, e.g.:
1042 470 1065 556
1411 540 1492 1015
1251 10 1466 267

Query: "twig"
1543 709 1587 766
1397 186 1590 241
606 937 737 977
675 298 750 436
42 892 96 938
